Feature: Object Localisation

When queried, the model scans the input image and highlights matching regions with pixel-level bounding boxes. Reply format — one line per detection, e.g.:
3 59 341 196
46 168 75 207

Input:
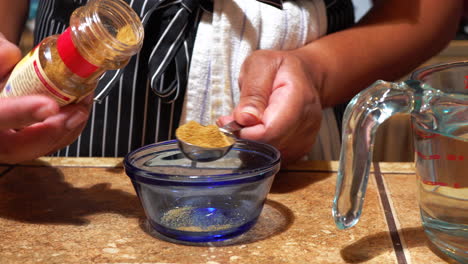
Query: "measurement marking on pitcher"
423 180 462 188
416 151 465 161
414 129 440 139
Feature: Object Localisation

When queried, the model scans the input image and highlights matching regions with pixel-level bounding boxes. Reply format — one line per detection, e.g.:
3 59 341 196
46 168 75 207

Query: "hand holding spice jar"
0 94 93 164
0 0 144 106
0 31 94 164
0 0 143 164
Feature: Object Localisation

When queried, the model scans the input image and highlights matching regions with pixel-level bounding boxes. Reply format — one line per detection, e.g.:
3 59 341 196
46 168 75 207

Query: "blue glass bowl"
124 139 281 243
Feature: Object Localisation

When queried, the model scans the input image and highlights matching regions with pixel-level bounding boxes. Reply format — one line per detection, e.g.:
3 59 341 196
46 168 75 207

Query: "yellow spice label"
1 47 77 106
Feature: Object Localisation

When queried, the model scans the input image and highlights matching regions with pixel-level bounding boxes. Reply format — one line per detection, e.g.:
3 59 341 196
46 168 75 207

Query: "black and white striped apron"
34 0 354 157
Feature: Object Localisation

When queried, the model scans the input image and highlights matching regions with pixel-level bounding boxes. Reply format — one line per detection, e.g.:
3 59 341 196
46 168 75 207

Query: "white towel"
180 0 341 160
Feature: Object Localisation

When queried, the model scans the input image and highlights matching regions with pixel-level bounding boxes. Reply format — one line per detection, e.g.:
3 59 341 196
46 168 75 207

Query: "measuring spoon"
177 121 243 162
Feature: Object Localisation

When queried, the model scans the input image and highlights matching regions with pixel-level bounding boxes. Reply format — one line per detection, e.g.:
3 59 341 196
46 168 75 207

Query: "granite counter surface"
0 158 456 264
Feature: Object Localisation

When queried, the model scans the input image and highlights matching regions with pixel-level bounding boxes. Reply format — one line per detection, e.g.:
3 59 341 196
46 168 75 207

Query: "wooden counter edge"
18 157 124 168
13 158 415 174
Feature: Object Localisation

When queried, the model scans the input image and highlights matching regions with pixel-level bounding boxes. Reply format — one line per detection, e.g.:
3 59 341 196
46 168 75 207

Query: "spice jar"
0 0 144 106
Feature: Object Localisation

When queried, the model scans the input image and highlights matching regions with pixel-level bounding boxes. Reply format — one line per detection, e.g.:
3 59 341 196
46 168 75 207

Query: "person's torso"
35 0 354 158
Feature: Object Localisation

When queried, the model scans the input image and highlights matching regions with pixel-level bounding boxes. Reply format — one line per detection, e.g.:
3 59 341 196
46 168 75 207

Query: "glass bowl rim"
124 139 281 185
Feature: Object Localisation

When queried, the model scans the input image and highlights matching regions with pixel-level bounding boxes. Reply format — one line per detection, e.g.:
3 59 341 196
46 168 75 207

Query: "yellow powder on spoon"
176 120 233 148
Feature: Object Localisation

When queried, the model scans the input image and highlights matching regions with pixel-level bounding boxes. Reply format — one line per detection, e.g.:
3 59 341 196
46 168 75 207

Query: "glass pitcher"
332 61 468 262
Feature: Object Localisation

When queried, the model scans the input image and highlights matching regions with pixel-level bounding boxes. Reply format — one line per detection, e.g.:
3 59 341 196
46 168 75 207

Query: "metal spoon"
177 121 243 162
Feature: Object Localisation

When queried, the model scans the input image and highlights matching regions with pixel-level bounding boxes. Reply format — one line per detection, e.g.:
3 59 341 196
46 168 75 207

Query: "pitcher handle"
332 80 418 229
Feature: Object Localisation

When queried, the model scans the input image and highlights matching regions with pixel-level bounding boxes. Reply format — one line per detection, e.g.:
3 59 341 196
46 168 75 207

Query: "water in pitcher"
332 64 468 262
413 115 468 260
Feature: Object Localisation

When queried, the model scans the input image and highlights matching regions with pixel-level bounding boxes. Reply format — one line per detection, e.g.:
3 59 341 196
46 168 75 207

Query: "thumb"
235 52 279 126
0 32 22 79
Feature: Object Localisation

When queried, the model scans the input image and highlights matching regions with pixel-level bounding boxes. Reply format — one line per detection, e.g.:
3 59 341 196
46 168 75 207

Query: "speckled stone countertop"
0 158 457 264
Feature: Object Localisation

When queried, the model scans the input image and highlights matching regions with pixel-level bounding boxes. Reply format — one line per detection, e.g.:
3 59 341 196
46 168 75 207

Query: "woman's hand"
0 95 92 164
0 32 22 86
0 34 92 164
217 50 323 165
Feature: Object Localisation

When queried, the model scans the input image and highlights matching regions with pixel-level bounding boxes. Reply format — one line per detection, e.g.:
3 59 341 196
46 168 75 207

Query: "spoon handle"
220 121 243 133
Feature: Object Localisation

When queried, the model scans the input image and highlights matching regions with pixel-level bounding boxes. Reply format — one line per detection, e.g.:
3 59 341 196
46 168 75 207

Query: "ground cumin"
176 120 234 148
160 206 233 232
116 24 138 45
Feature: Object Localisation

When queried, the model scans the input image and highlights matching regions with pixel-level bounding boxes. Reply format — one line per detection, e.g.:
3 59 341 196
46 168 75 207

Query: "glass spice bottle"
0 0 144 106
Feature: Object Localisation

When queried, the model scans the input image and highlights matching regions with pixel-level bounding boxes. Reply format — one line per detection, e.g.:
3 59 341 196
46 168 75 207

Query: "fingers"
0 33 22 79
216 115 234 127
0 97 91 163
0 99 92 164
22 100 91 147
0 96 60 130
235 50 283 126
49 101 91 151
233 50 324 164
